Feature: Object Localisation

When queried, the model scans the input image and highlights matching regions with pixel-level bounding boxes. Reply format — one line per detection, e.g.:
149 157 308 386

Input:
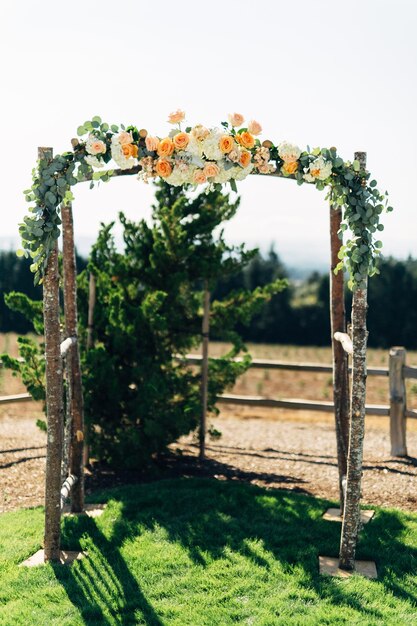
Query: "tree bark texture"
199 286 210 460
42 146 64 562
339 151 369 571
329 203 350 509
61 202 85 513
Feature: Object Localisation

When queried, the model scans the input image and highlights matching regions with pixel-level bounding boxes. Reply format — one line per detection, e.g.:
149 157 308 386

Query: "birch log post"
41 148 64 562
339 152 369 571
199 285 210 460
61 201 85 513
389 347 407 456
329 198 350 510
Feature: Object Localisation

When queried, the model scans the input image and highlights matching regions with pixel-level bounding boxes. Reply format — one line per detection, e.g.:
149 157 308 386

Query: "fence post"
199 284 210 460
40 147 64 562
389 346 407 457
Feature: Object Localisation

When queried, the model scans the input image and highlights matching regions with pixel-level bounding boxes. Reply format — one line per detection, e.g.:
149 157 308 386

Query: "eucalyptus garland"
21 114 392 287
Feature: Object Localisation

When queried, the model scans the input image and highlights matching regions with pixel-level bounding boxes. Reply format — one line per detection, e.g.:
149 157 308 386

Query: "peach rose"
173 132 190 150
145 136 159 152
155 158 173 178
203 162 220 178
168 109 185 124
118 131 133 145
228 150 239 163
247 120 262 136
238 131 255 150
157 137 175 157
239 150 252 168
219 135 235 154
193 170 207 184
228 112 245 127
122 143 139 158
282 161 298 175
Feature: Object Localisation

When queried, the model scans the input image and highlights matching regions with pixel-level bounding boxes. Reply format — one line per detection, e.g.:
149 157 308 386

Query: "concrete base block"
20 549 85 567
322 508 375 524
319 556 377 579
62 503 106 518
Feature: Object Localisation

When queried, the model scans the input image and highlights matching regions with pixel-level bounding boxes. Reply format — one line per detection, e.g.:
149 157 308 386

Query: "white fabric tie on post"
60 337 77 357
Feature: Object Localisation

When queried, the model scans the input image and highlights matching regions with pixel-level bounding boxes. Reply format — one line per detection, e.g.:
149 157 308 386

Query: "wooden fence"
1 346 416 456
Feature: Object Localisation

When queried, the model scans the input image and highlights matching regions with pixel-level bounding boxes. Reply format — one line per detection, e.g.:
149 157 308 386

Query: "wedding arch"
21 111 391 571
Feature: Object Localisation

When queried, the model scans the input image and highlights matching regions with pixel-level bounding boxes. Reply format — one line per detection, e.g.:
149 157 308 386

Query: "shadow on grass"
57 477 417 624
55 515 166 626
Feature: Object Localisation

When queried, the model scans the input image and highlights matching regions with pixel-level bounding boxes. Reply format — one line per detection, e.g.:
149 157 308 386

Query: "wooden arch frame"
39 145 369 573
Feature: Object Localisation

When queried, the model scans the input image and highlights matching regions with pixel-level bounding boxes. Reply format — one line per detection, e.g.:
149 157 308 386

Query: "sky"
1 0 416 270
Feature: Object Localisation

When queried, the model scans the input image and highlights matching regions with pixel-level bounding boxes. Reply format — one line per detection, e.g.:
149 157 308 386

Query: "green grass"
1 478 417 625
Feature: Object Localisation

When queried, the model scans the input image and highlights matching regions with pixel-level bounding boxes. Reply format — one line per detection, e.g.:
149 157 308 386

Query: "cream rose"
278 141 301 163
118 131 134 146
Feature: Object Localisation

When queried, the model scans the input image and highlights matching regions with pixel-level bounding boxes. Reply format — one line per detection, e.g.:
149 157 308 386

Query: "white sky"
1 0 416 268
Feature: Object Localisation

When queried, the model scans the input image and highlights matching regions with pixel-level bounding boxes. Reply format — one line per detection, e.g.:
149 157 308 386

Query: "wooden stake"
389 347 407 456
339 152 368 571
61 202 85 513
41 148 64 562
329 199 350 509
199 285 210 460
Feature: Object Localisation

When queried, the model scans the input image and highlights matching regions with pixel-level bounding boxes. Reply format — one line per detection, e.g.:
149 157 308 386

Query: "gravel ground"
1 408 416 513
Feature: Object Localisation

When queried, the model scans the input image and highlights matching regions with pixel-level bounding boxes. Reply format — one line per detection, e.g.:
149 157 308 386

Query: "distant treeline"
213 249 417 349
1 248 416 348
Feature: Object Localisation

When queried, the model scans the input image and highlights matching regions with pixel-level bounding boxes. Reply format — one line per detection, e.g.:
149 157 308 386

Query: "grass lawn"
0 478 417 625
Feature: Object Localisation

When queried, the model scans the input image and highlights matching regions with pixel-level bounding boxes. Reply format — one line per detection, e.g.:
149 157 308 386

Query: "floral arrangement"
21 111 392 287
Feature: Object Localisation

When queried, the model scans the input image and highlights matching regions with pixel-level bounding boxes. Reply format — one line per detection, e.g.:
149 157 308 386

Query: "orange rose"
239 150 252 168
193 170 207 184
157 137 175 157
173 132 190 150
155 158 172 178
238 131 255 150
145 136 159 152
203 162 220 178
219 135 235 154
122 143 138 158
282 161 298 175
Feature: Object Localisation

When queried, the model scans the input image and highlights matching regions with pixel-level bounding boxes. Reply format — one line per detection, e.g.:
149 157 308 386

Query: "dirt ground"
1 404 416 514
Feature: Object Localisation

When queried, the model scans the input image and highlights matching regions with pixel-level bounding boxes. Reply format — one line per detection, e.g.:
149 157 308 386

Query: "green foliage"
1 480 417 624
76 183 284 468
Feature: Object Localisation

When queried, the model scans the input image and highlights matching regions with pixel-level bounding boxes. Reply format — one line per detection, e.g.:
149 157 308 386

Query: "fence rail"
1 349 415 454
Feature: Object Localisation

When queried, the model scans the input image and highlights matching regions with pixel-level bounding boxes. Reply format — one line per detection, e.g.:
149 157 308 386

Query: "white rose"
278 141 301 163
